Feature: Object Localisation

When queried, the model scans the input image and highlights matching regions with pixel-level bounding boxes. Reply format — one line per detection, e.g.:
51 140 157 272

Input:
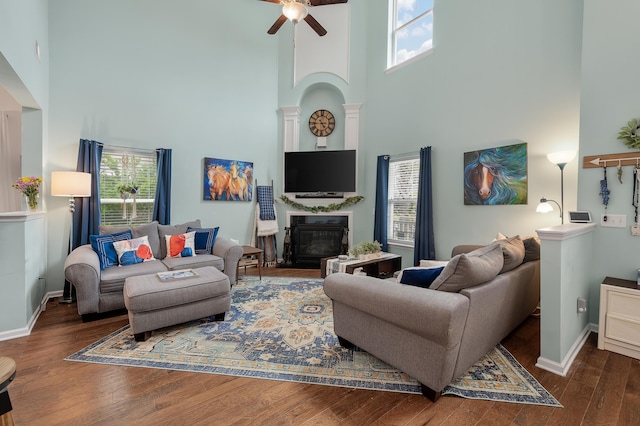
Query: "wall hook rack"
583 151 640 168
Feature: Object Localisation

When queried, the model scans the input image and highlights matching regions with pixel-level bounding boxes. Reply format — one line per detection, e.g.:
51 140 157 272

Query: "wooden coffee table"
321 253 402 279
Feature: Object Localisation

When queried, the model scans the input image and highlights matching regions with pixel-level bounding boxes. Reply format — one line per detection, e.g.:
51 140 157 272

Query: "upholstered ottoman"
123 266 230 341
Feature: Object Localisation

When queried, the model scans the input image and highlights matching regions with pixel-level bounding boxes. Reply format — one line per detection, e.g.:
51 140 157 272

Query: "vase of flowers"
12 176 42 212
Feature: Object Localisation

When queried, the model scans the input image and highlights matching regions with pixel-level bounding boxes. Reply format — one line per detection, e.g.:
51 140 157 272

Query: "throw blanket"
257 186 276 220
253 185 278 266
251 210 278 266
255 203 278 237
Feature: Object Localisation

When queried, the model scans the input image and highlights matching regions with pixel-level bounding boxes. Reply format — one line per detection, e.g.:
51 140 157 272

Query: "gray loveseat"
323 237 540 401
64 219 243 321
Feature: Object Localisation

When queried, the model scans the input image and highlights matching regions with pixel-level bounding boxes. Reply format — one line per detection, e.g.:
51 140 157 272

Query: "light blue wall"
0 0 49 109
0 0 48 189
361 0 584 264
5 0 632 340
578 0 640 323
0 0 49 325
46 0 280 291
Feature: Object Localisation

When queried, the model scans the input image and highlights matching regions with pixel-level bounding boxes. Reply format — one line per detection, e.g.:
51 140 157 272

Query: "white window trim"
99 147 157 226
387 0 435 71
387 154 420 248
386 47 434 75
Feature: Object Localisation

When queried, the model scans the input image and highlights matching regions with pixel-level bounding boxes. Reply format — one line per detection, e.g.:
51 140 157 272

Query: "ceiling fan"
261 0 348 37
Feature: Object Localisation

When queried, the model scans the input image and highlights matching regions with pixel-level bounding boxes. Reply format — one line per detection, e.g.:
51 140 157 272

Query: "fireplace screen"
293 224 345 265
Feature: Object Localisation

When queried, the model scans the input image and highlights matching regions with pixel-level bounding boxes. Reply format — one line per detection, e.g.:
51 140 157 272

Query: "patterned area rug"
66 277 561 406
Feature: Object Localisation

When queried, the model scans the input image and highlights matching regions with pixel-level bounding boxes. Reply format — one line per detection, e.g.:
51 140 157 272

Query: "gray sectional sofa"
64 219 243 320
323 236 540 401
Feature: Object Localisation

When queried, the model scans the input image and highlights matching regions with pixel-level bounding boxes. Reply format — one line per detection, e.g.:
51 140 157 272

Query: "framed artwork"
203 157 253 202
463 142 528 205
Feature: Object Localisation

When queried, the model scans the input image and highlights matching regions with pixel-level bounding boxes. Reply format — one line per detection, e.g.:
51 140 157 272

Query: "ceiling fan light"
283 2 308 23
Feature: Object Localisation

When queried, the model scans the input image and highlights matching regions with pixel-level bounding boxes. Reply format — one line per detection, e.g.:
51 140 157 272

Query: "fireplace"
284 214 351 268
293 224 347 266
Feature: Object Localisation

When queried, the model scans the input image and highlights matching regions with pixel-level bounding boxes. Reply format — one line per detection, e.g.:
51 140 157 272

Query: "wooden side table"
0 356 16 426
237 245 263 281
321 253 402 279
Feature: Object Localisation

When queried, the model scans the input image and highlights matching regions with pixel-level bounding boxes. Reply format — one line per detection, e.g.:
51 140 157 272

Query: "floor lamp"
536 150 576 224
51 171 92 303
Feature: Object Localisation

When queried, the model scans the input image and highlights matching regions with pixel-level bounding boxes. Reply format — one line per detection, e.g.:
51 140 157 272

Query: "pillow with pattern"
90 230 133 270
187 226 219 254
112 235 156 266
165 231 196 258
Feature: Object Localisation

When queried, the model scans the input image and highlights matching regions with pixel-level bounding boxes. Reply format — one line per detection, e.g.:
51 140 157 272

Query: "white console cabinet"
598 277 640 360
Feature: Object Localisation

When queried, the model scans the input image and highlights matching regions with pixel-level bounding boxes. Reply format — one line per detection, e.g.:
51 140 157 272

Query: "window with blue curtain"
99 148 157 226
387 155 420 247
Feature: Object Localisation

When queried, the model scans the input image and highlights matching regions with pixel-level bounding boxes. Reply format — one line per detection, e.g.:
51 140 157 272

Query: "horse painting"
203 157 254 202
463 143 528 205
228 162 249 201
207 164 230 200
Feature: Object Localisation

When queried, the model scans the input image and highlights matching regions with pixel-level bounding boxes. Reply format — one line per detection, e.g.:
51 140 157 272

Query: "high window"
99 148 157 226
387 156 420 246
389 0 434 69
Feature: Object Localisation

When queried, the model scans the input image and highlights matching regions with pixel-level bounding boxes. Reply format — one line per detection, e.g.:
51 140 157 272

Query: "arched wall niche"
299 82 346 151
280 78 361 154
280 80 361 200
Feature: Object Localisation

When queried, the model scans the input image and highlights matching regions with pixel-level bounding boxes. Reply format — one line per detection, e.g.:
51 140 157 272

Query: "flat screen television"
284 150 356 194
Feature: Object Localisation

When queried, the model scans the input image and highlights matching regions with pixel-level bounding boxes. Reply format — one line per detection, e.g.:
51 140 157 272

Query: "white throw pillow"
164 231 197 258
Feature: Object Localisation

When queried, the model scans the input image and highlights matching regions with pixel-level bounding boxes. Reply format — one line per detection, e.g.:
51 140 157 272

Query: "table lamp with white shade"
51 171 92 303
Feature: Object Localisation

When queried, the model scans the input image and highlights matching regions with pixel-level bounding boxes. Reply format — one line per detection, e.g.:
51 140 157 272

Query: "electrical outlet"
601 214 626 228
577 297 587 313
632 225 640 236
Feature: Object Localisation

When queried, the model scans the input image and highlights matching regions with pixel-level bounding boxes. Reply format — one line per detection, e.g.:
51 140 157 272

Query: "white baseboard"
536 322 595 376
0 290 63 342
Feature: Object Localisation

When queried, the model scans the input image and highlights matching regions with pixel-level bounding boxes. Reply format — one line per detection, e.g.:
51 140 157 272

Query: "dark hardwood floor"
1 267 639 425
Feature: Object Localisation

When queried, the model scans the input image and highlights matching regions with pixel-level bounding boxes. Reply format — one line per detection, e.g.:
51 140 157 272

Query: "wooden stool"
0 357 16 426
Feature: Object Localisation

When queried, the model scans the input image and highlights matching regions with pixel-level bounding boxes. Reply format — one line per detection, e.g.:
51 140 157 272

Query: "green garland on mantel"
279 195 364 213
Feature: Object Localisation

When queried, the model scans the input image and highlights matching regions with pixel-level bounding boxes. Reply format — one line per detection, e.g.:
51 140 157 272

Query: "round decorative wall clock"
309 109 335 137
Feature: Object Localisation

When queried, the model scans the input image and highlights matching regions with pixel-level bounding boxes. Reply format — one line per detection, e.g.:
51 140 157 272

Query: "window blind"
99 148 157 226
388 157 419 244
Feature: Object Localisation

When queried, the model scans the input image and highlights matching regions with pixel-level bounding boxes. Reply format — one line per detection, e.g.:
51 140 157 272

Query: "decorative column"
281 106 301 153
343 103 361 151
343 103 361 193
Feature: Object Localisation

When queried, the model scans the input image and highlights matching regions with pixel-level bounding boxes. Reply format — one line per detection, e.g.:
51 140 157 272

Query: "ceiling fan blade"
304 14 327 36
260 0 283 4
309 0 348 6
268 15 288 35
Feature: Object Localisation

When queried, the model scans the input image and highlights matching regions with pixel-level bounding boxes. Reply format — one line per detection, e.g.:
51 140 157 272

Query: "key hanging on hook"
600 163 610 221
618 160 623 184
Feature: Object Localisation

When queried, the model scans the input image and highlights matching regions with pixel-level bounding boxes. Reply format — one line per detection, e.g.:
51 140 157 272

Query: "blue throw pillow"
90 230 133 270
399 267 445 289
187 226 219 254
